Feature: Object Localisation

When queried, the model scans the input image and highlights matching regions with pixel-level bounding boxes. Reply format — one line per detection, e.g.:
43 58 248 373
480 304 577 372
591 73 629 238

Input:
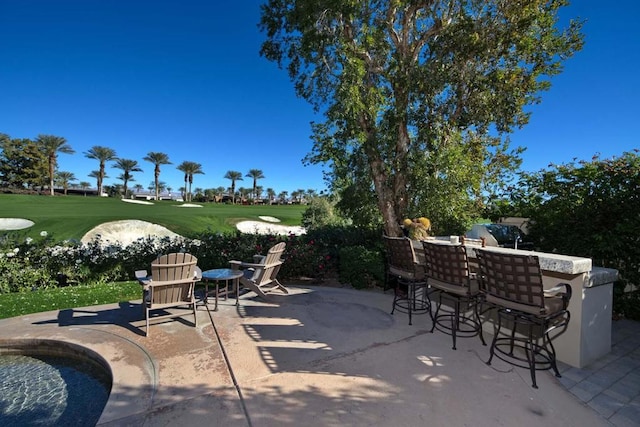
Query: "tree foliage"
0 134 48 189
113 158 143 197
177 161 204 202
84 146 117 197
224 170 243 204
143 151 172 201
37 134 75 196
246 169 266 202
507 151 640 318
55 171 77 195
260 0 583 236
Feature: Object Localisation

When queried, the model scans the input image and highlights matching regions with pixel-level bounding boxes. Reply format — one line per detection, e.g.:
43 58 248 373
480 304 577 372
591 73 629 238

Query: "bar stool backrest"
475 249 546 315
423 242 476 293
383 236 424 280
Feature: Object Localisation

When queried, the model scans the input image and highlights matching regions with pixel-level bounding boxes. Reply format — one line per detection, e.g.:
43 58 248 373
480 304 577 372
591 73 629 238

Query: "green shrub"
0 224 384 295
501 151 640 320
338 245 385 289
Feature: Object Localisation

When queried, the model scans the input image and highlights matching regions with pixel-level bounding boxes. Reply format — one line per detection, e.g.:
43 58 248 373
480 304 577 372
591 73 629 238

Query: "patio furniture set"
134 235 574 389
384 235 572 389
135 242 288 336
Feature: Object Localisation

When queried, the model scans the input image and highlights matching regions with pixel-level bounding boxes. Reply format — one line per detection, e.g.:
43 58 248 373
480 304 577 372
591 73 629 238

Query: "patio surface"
0 284 637 426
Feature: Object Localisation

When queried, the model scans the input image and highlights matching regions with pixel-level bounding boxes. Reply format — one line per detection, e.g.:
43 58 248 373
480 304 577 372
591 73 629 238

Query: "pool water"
0 352 111 426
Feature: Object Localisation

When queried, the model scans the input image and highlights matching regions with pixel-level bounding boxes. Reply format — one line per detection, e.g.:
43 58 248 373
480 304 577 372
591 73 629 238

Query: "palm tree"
36 134 75 196
246 169 265 203
55 171 76 195
113 158 142 197
214 186 226 203
266 188 276 205
143 152 171 202
156 181 167 195
88 170 107 194
224 170 243 204
79 181 91 196
133 183 143 194
238 187 252 203
194 187 204 201
307 189 317 199
84 146 117 197
177 161 204 202
204 188 215 202
278 191 289 204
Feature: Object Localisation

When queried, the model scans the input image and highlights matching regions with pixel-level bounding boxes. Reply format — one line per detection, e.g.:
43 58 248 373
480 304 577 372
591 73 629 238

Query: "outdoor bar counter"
415 239 618 368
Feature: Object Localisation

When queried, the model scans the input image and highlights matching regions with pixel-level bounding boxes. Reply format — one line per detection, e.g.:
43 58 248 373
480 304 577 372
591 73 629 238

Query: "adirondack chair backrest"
149 253 197 305
151 252 197 282
254 242 286 286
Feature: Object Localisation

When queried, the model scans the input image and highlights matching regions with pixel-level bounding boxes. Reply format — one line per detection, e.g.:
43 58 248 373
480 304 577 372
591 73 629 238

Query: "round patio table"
201 268 244 311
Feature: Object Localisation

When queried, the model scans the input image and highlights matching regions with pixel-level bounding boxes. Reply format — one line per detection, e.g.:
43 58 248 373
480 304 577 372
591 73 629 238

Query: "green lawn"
0 194 309 319
0 194 307 241
0 281 142 319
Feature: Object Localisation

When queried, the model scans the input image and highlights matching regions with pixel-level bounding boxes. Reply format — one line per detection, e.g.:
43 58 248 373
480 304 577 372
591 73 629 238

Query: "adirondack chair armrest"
136 270 152 289
135 269 149 280
230 260 264 269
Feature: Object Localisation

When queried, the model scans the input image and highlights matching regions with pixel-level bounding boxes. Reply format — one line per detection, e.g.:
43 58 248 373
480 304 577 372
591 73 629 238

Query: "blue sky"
1 1 638 195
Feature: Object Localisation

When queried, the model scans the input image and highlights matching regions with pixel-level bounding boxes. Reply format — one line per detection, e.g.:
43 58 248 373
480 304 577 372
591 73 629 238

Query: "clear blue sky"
1 1 638 195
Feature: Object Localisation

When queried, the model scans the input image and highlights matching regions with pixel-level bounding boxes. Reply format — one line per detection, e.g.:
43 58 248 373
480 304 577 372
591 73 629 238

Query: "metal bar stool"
383 236 431 325
475 248 572 388
423 241 486 350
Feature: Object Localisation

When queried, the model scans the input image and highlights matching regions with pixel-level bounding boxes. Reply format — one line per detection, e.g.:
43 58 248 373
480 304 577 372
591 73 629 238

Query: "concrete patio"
0 284 637 426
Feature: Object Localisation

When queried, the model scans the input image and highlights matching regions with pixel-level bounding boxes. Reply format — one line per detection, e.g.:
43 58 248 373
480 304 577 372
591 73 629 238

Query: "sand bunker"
122 199 154 205
258 216 281 223
175 203 203 208
236 220 306 236
81 220 183 246
0 218 35 230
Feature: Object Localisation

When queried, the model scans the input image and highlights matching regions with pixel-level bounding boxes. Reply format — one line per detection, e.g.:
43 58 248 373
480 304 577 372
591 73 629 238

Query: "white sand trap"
175 203 202 208
236 220 306 236
81 220 183 246
258 216 281 223
122 199 154 205
0 218 35 230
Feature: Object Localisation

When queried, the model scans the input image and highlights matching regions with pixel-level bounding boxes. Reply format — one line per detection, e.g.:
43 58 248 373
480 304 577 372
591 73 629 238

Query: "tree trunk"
49 156 55 196
155 168 160 201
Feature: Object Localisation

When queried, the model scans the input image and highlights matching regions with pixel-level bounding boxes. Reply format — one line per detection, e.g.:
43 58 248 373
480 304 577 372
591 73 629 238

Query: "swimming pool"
0 339 112 426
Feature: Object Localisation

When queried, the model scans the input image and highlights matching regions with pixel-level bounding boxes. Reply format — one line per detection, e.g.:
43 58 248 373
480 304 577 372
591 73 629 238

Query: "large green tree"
113 158 143 197
36 134 75 196
246 169 265 202
0 134 48 189
177 161 204 202
260 0 583 236
143 151 172 201
84 146 117 197
224 170 243 204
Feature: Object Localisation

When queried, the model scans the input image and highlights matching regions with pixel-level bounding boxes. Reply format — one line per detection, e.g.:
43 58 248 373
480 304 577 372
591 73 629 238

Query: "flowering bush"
0 224 383 294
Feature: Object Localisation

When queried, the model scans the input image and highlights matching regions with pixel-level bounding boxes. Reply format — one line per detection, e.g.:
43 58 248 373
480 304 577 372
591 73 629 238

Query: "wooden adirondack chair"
229 242 288 299
136 253 199 336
